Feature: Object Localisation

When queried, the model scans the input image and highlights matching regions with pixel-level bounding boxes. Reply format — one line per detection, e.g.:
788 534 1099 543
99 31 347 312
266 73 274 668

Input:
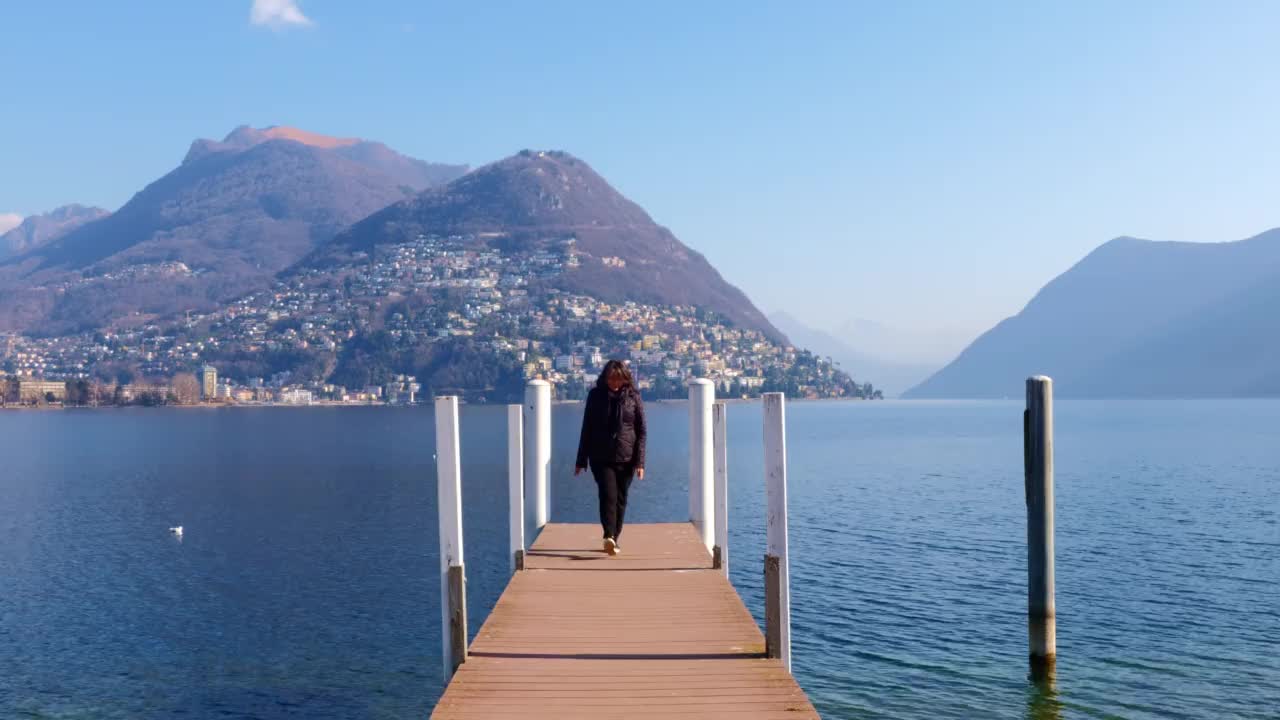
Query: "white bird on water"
170 526 183 538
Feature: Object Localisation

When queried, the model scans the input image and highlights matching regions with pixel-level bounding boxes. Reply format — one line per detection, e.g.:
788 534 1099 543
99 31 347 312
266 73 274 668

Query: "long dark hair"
596 359 634 390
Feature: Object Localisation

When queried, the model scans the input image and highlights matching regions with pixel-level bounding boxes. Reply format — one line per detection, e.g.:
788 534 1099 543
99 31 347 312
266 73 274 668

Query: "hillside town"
1 234 878 406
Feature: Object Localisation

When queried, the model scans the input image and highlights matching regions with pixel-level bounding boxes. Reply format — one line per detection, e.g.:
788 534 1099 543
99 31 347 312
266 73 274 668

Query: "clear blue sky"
4 1 1280 351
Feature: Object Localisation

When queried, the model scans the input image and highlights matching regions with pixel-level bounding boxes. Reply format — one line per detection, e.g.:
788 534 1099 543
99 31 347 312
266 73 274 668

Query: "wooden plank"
762 393 792 671
713 400 729 578
508 404 524 572
524 522 713 571
435 396 466 681
448 564 468 672
431 522 819 719
764 554 781 660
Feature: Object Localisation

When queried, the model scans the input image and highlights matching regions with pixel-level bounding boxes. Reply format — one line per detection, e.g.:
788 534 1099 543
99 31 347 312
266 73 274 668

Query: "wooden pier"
430 375 1063 715
429 386 819 718
430 522 819 719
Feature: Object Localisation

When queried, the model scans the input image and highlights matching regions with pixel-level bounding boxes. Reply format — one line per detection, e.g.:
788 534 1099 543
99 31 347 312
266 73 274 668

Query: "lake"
0 400 1276 719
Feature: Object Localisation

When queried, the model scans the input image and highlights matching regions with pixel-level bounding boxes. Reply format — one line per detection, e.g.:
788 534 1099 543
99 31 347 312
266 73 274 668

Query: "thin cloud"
0 213 22 235
250 0 313 29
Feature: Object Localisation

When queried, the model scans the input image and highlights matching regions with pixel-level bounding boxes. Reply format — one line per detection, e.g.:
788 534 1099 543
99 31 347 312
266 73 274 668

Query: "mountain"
905 229 1280 398
303 150 785 342
0 204 109 261
0 126 468 335
769 311 936 397
185 125 467 190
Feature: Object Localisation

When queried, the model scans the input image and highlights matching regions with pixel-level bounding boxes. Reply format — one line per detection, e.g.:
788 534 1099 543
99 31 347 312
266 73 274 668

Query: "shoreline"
2 395 880 411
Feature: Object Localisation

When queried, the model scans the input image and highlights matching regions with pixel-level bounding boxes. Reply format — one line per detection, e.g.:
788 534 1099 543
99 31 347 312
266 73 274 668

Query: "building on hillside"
201 365 217 400
18 378 66 403
385 375 421 405
281 388 313 405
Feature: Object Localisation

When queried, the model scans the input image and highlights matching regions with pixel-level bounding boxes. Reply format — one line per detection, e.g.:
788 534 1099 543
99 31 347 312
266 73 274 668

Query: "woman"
575 360 646 556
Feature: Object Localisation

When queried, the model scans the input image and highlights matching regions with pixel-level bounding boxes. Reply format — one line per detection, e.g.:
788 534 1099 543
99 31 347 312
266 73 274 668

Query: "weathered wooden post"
508 404 525 572
435 395 467 681
523 379 551 533
763 392 791 671
1025 376 1056 676
689 378 715 552
712 400 729 577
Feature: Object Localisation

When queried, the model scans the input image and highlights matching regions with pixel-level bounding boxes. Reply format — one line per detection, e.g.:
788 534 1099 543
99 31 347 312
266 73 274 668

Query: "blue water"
0 400 1276 719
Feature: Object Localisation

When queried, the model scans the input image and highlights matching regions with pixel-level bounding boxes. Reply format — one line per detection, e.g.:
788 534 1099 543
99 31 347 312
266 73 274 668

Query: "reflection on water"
1026 663 1063 720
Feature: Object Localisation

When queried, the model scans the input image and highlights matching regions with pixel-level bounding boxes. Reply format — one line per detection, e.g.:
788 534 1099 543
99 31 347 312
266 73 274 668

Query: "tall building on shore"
201 365 217 400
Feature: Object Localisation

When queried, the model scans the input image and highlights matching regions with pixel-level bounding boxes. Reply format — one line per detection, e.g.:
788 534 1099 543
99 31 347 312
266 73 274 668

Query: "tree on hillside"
65 380 92 406
172 374 201 405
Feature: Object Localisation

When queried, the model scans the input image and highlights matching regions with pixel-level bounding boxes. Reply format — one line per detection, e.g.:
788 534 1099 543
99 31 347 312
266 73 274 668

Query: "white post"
688 378 715 552
523 380 551 532
763 392 791 671
713 400 729 578
1025 376 1056 675
435 395 466 680
508 404 525 572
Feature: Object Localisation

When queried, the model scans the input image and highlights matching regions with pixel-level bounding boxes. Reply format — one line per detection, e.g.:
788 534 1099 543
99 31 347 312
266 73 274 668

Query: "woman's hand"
636 468 645 480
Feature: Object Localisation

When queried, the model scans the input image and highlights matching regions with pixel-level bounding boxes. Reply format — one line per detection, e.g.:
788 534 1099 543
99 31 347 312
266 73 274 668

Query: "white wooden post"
523 380 551 532
508 404 525 572
434 395 466 680
688 378 715 552
763 392 791 671
1025 376 1056 674
713 400 729 578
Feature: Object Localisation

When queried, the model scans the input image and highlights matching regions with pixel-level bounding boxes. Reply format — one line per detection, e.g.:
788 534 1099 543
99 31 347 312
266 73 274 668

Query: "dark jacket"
576 384 646 469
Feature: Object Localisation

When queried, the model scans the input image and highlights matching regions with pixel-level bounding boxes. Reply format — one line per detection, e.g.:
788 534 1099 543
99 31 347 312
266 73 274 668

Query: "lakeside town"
1 234 879 407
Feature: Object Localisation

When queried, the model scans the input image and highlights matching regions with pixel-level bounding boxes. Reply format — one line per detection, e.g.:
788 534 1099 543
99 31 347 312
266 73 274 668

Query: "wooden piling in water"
1025 376 1056 674
507 404 524 572
689 379 715 552
434 395 467 681
523 380 551 532
713 400 729 577
763 392 792 671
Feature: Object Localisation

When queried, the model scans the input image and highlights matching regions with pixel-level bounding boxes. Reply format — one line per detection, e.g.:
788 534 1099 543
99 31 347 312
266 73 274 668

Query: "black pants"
591 463 635 541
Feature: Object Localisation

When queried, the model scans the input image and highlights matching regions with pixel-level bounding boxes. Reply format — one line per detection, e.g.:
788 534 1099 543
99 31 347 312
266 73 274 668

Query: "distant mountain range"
768 312 937 396
306 149 785 342
0 126 468 335
0 131 785 345
907 229 1280 398
0 129 806 393
0 204 110 261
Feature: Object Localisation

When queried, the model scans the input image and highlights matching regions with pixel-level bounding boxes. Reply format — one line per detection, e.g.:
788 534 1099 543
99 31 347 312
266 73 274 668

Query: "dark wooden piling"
1024 376 1056 675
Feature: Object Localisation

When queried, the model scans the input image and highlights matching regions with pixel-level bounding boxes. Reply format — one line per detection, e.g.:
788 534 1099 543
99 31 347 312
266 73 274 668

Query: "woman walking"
575 360 646 556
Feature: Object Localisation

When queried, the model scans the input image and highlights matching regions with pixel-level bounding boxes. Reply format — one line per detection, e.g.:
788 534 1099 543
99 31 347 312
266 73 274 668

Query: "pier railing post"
508 404 525 572
689 378 715 552
713 400 729 577
763 392 791 671
523 379 551 533
1025 376 1056 676
434 395 467 681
